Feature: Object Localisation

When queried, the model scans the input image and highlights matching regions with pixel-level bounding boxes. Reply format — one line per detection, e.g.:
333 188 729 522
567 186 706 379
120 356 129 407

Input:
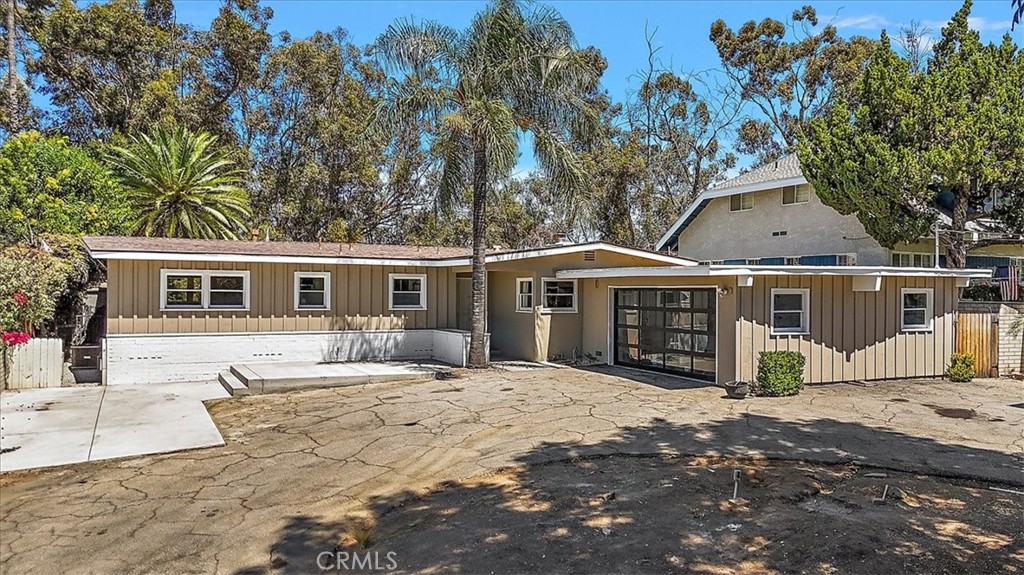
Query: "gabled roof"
656 154 807 251
83 236 698 267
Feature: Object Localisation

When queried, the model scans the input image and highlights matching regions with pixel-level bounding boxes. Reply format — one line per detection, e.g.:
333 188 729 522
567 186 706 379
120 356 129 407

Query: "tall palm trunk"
468 142 489 367
5 0 19 129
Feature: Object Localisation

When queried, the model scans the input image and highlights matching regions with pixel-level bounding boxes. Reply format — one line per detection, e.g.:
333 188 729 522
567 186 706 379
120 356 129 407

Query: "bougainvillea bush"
0 239 89 344
1 289 32 348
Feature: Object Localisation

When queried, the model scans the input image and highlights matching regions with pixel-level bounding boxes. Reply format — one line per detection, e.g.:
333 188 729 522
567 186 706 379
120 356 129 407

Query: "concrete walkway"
1 368 1022 574
222 361 447 395
0 382 227 472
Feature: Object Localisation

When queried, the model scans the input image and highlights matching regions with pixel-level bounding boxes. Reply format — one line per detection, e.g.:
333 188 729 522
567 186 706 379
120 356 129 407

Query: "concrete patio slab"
231 360 446 394
0 382 227 472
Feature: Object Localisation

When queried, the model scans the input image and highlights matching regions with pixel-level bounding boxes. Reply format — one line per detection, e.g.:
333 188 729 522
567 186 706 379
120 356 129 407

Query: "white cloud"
834 14 891 30
921 17 1013 32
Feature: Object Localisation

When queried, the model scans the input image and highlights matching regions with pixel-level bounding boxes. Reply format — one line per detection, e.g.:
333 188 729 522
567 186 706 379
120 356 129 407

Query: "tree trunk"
946 181 970 269
468 143 489 367
4 0 19 130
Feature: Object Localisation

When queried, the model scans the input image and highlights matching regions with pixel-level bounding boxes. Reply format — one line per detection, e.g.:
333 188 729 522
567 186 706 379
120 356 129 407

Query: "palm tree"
373 0 600 367
108 127 252 240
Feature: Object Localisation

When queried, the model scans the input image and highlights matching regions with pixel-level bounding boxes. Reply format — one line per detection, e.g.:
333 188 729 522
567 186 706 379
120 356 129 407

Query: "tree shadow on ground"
240 415 1023 575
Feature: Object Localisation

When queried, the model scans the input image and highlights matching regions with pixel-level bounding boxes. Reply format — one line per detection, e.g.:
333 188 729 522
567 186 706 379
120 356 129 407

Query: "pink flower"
1 331 31 347
11 292 28 307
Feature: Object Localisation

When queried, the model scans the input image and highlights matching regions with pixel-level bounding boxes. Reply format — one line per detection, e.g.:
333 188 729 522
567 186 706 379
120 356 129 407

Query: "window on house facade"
901 288 933 332
541 278 577 312
730 193 753 212
295 272 331 310
892 252 934 268
770 288 809 335
389 273 427 310
516 278 534 312
161 270 249 310
782 184 810 205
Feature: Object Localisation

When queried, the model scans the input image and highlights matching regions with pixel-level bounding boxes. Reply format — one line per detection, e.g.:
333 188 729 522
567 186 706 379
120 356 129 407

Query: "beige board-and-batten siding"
736 275 957 384
106 259 460 335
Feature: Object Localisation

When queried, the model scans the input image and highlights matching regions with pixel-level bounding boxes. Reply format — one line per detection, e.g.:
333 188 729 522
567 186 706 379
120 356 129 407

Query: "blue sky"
169 0 1022 171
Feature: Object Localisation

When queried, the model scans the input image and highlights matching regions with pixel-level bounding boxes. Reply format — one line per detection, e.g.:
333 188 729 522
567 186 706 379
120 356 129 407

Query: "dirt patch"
359 457 1022 574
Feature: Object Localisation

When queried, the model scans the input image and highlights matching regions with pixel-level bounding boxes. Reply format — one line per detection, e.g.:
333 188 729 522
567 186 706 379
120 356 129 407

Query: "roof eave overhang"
84 241 698 268
556 265 993 280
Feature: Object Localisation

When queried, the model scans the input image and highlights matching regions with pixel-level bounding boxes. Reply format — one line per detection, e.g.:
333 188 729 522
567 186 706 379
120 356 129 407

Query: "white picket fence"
2 338 64 390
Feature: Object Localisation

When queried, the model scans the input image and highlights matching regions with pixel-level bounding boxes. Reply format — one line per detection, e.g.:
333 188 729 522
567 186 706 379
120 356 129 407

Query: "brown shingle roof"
83 236 473 260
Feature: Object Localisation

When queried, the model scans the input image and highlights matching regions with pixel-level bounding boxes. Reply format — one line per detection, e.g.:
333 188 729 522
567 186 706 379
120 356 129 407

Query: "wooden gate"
955 312 999 377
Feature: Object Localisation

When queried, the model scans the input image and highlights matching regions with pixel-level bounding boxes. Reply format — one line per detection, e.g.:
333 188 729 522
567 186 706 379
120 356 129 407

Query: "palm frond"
106 126 252 240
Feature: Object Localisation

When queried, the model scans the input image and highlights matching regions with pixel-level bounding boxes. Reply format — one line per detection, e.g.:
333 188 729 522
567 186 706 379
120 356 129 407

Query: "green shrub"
756 351 806 397
946 353 975 383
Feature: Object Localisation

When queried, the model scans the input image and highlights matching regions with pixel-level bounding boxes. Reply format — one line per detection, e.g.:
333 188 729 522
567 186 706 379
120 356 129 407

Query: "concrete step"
218 371 250 397
260 371 435 393
226 361 447 395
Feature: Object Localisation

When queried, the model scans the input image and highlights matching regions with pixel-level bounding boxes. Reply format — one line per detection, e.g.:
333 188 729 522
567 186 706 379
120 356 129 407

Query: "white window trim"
891 252 935 268
515 277 534 313
540 278 578 314
730 193 754 212
900 287 934 332
770 288 810 336
782 184 810 205
388 273 427 311
159 269 250 311
294 271 331 311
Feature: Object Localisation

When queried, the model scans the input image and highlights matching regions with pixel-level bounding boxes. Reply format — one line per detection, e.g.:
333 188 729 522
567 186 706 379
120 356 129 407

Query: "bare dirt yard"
357 456 1023 575
1 368 1022 574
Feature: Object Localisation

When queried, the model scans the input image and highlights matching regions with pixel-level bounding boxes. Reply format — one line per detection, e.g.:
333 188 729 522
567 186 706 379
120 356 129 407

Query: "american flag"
1001 263 1021 301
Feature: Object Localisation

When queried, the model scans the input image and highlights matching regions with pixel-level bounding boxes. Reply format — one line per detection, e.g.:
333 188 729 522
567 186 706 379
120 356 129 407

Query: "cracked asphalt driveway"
2 367 1022 575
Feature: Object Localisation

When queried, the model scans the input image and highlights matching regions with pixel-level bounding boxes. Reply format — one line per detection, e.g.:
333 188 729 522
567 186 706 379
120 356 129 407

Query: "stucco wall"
486 251 678 362
106 259 459 335
674 186 890 265
736 275 958 384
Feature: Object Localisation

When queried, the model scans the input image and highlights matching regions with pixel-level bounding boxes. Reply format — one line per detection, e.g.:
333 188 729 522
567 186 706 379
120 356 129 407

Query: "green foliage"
710 6 876 164
755 351 806 397
0 131 134 243
798 1 1024 266
0 237 89 336
945 353 976 382
107 126 253 239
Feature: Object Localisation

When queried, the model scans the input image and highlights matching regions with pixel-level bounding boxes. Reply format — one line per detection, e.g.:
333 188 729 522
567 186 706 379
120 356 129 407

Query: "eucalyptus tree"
107 126 252 240
373 0 601 367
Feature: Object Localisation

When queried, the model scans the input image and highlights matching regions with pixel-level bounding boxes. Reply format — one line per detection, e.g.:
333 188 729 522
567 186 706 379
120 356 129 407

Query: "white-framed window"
782 184 810 205
892 252 934 268
160 269 250 311
770 288 809 335
541 278 577 313
730 193 754 212
901 288 933 332
516 277 534 313
389 273 427 310
294 271 331 310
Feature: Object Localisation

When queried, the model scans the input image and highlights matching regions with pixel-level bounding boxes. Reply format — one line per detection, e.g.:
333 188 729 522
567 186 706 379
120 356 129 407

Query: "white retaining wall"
2 338 64 390
103 329 483 385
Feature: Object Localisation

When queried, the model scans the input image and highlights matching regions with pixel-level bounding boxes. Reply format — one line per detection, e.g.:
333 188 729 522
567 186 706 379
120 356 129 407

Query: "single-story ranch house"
83 236 989 386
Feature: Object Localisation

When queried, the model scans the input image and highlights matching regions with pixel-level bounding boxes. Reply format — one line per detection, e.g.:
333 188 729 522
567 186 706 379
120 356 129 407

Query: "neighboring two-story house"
656 154 1023 276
